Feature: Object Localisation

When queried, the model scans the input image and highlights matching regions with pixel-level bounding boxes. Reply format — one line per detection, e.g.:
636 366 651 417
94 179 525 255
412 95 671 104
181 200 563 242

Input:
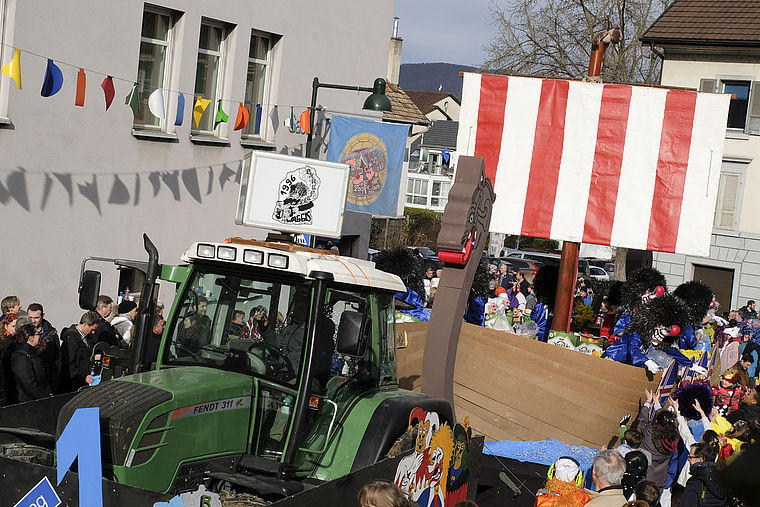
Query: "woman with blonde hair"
357 481 414 507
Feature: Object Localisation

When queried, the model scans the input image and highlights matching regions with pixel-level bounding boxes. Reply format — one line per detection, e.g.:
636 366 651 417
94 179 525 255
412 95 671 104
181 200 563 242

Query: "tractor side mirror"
336 311 372 357
79 270 101 310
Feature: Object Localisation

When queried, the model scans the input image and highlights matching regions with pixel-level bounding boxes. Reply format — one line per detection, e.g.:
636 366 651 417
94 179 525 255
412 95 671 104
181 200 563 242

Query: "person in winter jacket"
11 324 52 401
91 295 125 348
26 303 61 395
681 443 728 507
112 300 138 345
59 311 99 394
639 389 680 489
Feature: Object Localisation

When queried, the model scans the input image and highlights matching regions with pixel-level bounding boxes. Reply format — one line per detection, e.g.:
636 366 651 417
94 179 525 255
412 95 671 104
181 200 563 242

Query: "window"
134 7 178 129
242 32 272 138
193 21 228 134
713 160 747 232
431 181 450 207
405 178 428 205
700 77 760 135
0 0 9 122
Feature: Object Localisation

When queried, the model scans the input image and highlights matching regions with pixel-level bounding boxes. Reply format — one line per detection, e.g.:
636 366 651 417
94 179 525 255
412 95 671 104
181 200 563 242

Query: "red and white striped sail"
456 73 731 256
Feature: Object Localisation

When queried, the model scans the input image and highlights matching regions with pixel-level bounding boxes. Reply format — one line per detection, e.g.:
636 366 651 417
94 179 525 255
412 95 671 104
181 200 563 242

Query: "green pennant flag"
125 82 140 117
214 100 229 129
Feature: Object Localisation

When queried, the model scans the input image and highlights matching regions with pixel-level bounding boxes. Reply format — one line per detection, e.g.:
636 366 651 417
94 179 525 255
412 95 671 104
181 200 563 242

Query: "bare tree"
482 0 669 84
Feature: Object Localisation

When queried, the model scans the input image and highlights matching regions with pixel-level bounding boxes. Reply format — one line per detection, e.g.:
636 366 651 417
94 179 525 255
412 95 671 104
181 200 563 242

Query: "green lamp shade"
362 78 392 112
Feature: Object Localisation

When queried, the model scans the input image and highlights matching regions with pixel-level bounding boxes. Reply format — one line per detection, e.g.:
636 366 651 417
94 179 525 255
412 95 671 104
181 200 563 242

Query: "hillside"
399 63 477 101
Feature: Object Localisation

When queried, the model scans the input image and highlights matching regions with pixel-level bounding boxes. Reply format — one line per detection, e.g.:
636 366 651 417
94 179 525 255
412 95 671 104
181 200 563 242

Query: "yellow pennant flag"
193 96 211 127
2 48 22 89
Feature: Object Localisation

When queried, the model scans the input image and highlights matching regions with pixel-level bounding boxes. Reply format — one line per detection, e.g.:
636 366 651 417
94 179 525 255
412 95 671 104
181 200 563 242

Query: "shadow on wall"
0 161 243 215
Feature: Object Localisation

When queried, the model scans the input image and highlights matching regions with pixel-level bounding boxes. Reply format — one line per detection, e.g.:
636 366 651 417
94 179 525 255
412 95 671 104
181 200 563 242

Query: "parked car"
603 262 615 274
588 266 610 281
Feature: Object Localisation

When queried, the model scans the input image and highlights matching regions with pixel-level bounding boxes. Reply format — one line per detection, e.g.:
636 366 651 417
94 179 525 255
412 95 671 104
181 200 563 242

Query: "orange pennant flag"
75 68 86 107
234 102 249 131
300 109 311 134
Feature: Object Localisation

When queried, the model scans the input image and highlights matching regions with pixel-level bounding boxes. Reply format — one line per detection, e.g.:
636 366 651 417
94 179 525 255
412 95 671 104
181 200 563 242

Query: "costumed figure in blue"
373 247 430 321
463 260 490 326
530 265 559 342
602 267 692 373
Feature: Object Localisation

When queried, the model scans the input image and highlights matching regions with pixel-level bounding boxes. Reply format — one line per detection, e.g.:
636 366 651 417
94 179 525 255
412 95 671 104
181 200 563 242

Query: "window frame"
241 30 274 141
132 5 178 133
405 177 429 206
0 0 10 124
713 160 747 233
191 18 230 138
701 75 760 138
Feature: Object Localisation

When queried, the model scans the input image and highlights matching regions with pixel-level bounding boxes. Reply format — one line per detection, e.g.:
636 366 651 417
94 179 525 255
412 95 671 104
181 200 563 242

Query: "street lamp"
305 77 392 158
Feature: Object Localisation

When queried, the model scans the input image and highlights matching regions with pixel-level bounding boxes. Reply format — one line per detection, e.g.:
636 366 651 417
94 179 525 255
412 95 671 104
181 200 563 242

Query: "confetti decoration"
75 68 86 107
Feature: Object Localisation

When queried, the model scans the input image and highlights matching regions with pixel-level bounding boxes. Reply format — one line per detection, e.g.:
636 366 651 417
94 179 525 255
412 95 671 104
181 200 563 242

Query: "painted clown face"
652 324 680 347
416 421 431 453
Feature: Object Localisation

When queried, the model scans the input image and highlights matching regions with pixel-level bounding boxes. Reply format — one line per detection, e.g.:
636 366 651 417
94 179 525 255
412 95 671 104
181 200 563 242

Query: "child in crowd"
712 368 745 416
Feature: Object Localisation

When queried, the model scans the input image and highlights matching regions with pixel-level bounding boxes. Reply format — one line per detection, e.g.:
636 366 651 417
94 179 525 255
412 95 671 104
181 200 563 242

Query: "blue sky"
392 0 495 66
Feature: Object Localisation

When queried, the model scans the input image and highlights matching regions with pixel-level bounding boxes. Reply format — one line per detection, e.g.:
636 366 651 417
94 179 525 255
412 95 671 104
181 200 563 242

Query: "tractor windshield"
162 269 312 385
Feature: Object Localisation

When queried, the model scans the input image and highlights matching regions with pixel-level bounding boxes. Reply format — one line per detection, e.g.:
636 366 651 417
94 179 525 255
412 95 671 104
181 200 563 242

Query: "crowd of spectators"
0 293 164 406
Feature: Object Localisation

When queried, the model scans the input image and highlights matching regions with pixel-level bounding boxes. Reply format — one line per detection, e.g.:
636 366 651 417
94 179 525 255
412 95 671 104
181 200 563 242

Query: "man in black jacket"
59 311 99 394
682 443 727 507
27 303 61 395
90 295 124 348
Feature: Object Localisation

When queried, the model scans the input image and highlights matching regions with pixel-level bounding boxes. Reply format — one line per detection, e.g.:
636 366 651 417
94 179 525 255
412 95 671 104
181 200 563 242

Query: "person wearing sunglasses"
681 443 728 507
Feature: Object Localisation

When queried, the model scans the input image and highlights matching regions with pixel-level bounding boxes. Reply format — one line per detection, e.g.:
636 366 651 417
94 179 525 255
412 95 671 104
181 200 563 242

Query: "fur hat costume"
469 260 491 303
373 247 425 302
533 264 560 311
673 280 714 328
607 281 624 307
672 382 714 420
621 267 667 314
624 292 689 350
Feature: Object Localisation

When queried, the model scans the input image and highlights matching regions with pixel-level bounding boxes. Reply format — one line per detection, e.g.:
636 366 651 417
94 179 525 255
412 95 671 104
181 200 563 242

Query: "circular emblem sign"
339 133 388 206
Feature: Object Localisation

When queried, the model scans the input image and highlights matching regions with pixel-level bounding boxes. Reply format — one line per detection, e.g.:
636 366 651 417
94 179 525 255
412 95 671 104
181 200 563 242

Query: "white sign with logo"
236 152 350 237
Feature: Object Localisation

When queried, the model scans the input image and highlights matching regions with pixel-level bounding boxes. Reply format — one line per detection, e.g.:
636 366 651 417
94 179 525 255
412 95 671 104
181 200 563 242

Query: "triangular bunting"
234 102 249 131
1 48 22 89
41 59 64 97
214 100 229 129
175 92 185 126
193 96 211 127
101 76 115 110
75 68 86 107
148 88 165 119
125 82 140 116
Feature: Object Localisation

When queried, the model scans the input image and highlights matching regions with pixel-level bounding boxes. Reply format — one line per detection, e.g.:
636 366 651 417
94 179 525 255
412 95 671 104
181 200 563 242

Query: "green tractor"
56 235 451 500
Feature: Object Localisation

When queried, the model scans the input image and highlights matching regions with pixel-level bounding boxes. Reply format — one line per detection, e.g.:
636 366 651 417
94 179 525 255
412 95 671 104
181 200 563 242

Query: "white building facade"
0 0 393 327
642 1 760 310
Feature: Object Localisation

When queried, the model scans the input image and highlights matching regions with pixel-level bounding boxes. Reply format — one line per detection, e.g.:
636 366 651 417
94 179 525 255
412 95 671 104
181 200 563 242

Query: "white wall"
0 0 393 329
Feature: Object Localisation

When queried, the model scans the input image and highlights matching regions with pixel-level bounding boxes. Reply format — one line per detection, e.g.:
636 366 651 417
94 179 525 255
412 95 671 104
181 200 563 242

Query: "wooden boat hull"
396 321 662 448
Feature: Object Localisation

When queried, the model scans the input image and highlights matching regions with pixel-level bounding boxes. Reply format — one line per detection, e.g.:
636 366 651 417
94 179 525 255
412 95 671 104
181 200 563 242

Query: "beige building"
641 0 760 310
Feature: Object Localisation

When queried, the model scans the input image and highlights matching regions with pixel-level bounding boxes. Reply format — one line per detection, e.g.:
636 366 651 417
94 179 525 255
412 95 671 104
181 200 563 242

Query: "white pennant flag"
148 88 165 119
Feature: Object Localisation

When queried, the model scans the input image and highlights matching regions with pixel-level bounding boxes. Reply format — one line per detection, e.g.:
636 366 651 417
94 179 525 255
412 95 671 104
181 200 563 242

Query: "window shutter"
714 172 741 230
699 78 717 93
746 81 760 135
